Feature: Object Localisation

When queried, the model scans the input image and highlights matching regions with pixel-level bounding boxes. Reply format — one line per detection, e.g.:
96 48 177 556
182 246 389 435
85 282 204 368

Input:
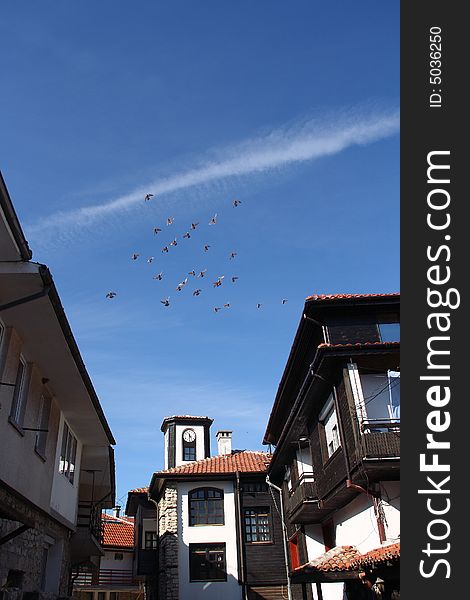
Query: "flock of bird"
105 195 288 313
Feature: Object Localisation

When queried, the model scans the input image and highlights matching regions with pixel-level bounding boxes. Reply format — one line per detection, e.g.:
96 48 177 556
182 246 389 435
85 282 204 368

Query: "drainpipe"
235 472 247 599
266 476 293 600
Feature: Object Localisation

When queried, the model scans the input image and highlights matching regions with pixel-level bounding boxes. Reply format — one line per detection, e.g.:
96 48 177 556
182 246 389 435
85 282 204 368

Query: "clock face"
183 429 196 442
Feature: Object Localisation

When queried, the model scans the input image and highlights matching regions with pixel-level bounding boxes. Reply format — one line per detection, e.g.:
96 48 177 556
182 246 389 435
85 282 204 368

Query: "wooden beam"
0 524 30 546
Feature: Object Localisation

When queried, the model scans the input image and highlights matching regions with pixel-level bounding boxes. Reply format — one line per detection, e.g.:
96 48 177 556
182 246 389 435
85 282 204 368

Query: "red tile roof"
102 514 134 549
318 341 400 349
128 487 149 494
154 451 271 477
295 543 400 574
306 293 399 302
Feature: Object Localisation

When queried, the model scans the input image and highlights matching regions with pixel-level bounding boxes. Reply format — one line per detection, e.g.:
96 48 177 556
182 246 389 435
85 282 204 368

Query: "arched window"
189 488 224 525
182 428 196 461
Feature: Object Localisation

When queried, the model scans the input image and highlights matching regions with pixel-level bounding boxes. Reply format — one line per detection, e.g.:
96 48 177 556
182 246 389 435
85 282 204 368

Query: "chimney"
113 505 121 518
216 430 232 455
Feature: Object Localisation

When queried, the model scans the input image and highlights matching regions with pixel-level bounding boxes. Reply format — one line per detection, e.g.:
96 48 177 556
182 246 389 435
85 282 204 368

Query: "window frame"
243 506 272 544
58 420 78 484
189 543 227 582
182 428 197 461
8 356 30 432
319 394 341 459
35 393 52 460
144 530 158 550
188 487 224 526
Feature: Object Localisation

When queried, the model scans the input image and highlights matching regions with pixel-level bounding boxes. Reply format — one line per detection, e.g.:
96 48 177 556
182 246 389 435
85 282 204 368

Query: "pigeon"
188 270 196 277
231 276 239 283
162 246 169 254
197 269 207 278
223 303 231 308
191 222 199 230
214 307 222 313
176 278 188 291
183 232 191 239
229 251 237 260
170 238 178 247
153 272 164 281
131 253 140 261
147 257 155 263
161 297 170 307
282 299 288 304
106 292 117 299
257 303 262 309
193 289 202 296
166 217 174 226
209 214 217 225
233 199 241 207
145 193 154 201
204 244 211 252
153 227 162 235
213 276 225 288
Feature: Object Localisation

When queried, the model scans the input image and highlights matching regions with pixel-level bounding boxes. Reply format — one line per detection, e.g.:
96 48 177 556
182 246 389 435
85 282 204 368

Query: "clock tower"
160 415 213 469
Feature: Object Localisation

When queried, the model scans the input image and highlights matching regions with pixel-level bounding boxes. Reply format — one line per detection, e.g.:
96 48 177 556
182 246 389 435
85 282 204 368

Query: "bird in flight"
191 222 199 230
145 193 154 201
193 289 202 296
257 303 262 309
162 246 169 253
209 214 217 225
176 278 188 291
170 238 178 247
213 276 225 288
229 251 237 260
106 292 117 299
131 253 140 261
166 217 174 226
282 299 288 304
231 276 239 283
188 270 196 277
233 199 241 207
183 232 191 239
214 307 222 313
153 272 164 281
147 257 155 263
223 303 231 308
153 227 162 235
161 297 170 307
197 269 207 278
204 244 211 252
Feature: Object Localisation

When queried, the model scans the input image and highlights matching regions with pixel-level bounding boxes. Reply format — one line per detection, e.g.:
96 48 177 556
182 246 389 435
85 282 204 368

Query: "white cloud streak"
28 105 399 237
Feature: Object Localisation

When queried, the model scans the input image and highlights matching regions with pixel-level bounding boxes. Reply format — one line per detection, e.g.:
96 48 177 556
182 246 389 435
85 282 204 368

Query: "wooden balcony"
285 474 327 524
71 502 105 563
73 569 138 589
358 420 400 480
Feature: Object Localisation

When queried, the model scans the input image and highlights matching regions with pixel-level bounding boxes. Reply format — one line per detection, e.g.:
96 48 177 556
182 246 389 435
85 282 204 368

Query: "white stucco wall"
178 480 241 600
100 549 134 572
50 414 82 525
174 423 206 467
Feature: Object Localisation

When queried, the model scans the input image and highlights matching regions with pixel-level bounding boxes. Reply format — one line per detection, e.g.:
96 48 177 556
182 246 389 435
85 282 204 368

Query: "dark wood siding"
240 476 287 587
327 321 381 345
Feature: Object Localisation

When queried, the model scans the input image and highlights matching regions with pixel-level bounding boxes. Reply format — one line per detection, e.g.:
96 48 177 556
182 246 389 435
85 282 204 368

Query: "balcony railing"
286 473 317 518
73 569 138 588
360 420 400 458
77 502 104 544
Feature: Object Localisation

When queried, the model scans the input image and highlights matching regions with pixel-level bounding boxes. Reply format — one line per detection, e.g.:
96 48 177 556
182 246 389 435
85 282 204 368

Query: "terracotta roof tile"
154 450 271 477
306 293 399 302
102 514 134 549
318 342 400 349
128 487 149 494
295 543 400 574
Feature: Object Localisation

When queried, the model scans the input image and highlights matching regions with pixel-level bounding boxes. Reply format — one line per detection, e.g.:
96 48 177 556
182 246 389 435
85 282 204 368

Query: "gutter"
234 471 247 598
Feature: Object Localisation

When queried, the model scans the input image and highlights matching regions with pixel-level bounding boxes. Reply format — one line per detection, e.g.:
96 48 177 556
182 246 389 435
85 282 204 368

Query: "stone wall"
0 485 71 598
157 484 178 600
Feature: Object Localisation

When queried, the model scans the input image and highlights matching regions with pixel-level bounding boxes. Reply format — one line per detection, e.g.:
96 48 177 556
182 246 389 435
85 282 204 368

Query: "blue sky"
0 1 399 508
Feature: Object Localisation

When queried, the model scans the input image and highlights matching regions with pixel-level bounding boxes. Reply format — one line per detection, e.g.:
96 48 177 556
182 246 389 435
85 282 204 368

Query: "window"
189 543 226 582
59 422 78 484
35 394 51 458
114 553 124 560
244 507 271 543
243 482 268 494
9 357 29 428
360 370 401 423
319 395 340 458
189 488 224 525
378 322 400 342
182 428 196 461
145 531 157 549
